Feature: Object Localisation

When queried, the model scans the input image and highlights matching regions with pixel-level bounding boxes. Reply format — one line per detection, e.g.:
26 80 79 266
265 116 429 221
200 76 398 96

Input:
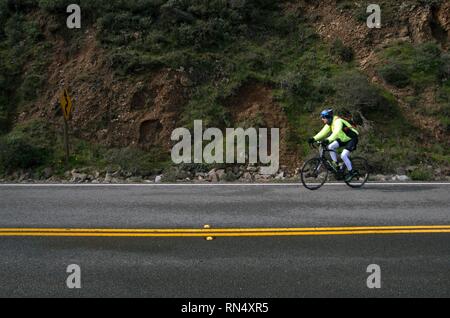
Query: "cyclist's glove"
308 137 315 145
322 139 330 146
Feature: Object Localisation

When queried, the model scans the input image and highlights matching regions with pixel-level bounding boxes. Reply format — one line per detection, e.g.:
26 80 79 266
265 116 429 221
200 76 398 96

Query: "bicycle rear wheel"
301 158 329 190
344 156 370 188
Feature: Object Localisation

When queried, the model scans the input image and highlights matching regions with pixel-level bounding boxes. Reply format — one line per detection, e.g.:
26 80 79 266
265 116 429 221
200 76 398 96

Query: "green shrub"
379 63 411 88
6 119 56 149
0 136 50 173
20 74 46 101
414 42 441 73
98 11 153 43
330 39 354 63
107 50 162 75
105 147 169 176
439 53 450 83
38 0 70 13
161 167 179 183
334 72 395 116
4 11 44 44
409 167 434 181
182 85 228 127
7 0 39 12
416 0 443 8
0 91 9 132
4 13 26 46
222 171 238 182
440 100 450 132
367 152 395 174
437 83 450 104
278 68 328 115
280 71 315 99
0 110 8 133
175 18 232 50
379 42 446 89
0 1 9 39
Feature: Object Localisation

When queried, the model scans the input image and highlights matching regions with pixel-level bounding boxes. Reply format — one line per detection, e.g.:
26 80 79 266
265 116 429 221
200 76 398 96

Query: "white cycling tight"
328 141 353 171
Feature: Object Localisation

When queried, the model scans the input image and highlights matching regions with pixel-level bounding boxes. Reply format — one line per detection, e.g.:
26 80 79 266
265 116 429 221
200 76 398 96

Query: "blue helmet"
320 109 334 119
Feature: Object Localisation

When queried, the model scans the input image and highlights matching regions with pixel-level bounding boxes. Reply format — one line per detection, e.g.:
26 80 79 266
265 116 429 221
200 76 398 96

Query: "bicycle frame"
315 143 342 176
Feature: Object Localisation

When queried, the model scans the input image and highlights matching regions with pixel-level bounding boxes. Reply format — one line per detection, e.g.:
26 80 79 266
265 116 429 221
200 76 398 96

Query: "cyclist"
308 109 359 182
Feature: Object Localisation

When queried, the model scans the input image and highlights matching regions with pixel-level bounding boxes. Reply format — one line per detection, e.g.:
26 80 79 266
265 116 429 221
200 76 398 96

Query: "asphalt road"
0 183 449 297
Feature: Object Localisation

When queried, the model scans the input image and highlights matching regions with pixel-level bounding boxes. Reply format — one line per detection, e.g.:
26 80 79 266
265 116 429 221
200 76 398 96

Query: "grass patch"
0 119 171 177
409 166 434 181
378 42 447 90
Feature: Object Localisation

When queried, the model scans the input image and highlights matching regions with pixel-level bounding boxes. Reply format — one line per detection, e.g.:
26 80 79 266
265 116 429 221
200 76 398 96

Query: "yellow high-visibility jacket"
313 116 359 143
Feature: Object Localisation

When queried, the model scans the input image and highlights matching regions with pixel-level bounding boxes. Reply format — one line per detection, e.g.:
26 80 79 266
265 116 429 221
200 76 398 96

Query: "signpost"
59 89 73 166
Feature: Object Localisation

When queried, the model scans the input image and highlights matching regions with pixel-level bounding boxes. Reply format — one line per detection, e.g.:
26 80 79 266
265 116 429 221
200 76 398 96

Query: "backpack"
339 115 359 139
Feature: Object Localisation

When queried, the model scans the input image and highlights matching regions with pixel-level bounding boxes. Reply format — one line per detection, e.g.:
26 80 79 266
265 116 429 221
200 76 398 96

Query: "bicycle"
300 141 370 190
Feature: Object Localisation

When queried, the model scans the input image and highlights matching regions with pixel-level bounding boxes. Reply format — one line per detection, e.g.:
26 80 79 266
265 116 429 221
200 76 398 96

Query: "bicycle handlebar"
309 141 328 149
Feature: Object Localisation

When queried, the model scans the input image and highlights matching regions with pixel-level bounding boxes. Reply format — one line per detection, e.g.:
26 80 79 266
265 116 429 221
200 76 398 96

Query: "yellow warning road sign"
59 89 73 120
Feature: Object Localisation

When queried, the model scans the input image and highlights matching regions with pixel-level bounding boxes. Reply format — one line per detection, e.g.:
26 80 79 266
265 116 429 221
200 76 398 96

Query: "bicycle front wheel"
345 156 370 188
301 158 329 190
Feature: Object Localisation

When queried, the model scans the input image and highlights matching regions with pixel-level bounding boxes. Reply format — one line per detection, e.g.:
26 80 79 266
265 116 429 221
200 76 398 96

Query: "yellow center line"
0 225 449 237
0 230 449 237
1 225 450 233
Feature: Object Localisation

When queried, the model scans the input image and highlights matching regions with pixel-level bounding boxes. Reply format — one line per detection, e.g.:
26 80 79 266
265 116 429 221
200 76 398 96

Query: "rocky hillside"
0 0 449 182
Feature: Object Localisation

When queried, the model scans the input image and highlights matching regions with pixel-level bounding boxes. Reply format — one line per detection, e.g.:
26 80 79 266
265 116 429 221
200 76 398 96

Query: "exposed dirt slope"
19 28 190 151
